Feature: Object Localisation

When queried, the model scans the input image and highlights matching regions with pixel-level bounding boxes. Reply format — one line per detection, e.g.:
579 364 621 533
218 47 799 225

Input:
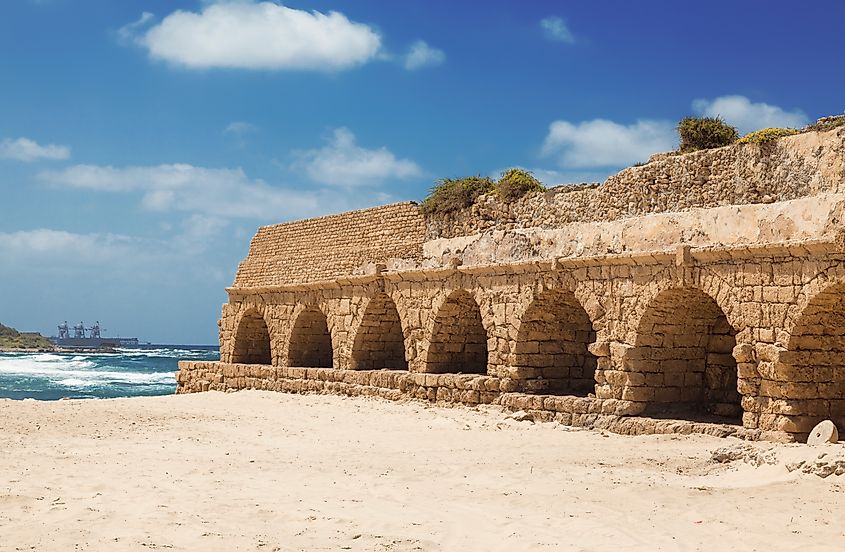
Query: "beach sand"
1 391 843 551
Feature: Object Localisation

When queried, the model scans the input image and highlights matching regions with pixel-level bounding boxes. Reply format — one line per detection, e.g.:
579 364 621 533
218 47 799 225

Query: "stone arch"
350 293 408 370
694 267 744 335
625 265 743 343
231 308 272 365
630 287 740 420
288 305 333 368
779 282 845 431
425 289 488 374
512 289 597 395
784 264 842 339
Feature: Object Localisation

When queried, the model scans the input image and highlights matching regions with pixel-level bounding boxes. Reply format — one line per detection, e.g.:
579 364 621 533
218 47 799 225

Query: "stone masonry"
179 125 845 442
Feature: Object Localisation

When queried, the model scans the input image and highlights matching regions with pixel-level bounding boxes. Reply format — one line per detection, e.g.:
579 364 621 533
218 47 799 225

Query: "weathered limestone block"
179 126 845 443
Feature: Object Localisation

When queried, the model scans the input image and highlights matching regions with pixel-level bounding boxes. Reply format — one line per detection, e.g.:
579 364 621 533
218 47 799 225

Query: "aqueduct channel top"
180 125 845 441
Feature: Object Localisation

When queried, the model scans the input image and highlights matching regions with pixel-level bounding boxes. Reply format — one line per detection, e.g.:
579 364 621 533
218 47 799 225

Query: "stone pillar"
589 340 614 398
219 302 239 363
733 342 761 429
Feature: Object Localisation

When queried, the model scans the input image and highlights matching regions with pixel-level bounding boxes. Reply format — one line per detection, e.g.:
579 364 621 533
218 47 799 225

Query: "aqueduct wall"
179 125 845 442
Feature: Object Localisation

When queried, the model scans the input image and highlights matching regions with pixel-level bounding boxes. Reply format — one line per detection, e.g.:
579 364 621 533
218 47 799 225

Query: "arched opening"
288 306 332 368
350 293 408 370
232 309 271 365
783 283 845 431
632 288 739 421
513 290 596 395
425 290 488 374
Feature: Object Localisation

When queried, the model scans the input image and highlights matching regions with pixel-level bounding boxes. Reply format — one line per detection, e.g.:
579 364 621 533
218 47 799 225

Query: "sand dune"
1 391 843 551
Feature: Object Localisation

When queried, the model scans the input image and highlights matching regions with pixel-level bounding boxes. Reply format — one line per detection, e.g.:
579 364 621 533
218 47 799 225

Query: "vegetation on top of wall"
421 112 844 216
419 175 495 215
421 169 548 215
494 168 546 202
738 127 799 144
677 116 739 153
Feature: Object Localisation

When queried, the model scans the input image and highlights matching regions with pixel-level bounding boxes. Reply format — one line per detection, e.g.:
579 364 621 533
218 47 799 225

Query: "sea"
0 346 219 400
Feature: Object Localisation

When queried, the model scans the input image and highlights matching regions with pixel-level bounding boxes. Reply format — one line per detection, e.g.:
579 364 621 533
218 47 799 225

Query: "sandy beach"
1 391 844 551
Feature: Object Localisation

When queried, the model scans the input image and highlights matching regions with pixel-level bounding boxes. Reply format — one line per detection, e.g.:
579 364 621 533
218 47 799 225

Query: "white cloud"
404 40 445 70
125 2 382 71
38 164 324 220
0 137 70 162
292 127 423 186
692 95 809 134
223 121 257 148
116 11 154 44
540 16 575 43
38 161 397 221
539 95 809 171
542 119 675 168
224 121 257 136
172 213 230 254
0 223 229 287
0 229 137 265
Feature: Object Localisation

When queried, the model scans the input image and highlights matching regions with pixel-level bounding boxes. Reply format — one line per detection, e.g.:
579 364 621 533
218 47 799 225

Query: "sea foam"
0 346 218 400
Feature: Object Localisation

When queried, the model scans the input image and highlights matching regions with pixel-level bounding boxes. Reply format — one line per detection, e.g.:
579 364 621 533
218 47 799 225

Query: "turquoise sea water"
0 347 218 400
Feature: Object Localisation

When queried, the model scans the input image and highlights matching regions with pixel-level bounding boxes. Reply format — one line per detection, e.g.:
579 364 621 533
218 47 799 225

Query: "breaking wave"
114 347 212 359
0 346 218 400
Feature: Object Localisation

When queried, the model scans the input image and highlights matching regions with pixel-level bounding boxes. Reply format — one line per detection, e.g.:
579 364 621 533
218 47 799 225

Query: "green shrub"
738 127 799 144
495 168 545 202
677 116 738 153
419 175 495 215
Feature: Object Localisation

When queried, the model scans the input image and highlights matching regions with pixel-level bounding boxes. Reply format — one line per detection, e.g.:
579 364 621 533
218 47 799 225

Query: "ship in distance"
50 321 142 348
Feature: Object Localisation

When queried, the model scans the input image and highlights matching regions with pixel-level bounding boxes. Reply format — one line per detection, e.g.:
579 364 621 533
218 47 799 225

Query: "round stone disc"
807 420 839 445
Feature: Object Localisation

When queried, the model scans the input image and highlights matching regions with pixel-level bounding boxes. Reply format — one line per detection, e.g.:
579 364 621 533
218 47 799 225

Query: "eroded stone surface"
179 127 845 442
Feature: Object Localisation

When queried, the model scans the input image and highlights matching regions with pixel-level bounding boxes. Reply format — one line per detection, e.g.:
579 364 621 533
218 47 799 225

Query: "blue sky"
1 0 843 344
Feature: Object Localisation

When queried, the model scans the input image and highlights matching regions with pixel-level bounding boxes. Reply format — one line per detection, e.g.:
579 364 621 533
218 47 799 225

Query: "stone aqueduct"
178 125 845 441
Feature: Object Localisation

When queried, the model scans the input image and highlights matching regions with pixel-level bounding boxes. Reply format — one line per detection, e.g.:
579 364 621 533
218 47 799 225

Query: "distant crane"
87 321 104 339
61 321 106 339
52 319 139 348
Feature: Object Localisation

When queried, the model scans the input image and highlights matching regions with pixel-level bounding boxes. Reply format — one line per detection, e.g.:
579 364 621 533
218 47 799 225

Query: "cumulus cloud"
0 137 70 162
403 40 446 70
171 213 231 254
292 127 423 186
542 119 676 168
692 95 809 134
38 163 326 220
540 16 575 43
123 2 382 71
38 161 398 221
0 222 232 288
0 229 137 265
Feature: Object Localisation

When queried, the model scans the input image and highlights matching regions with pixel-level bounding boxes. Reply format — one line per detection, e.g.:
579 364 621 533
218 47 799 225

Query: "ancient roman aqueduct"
179 124 845 442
